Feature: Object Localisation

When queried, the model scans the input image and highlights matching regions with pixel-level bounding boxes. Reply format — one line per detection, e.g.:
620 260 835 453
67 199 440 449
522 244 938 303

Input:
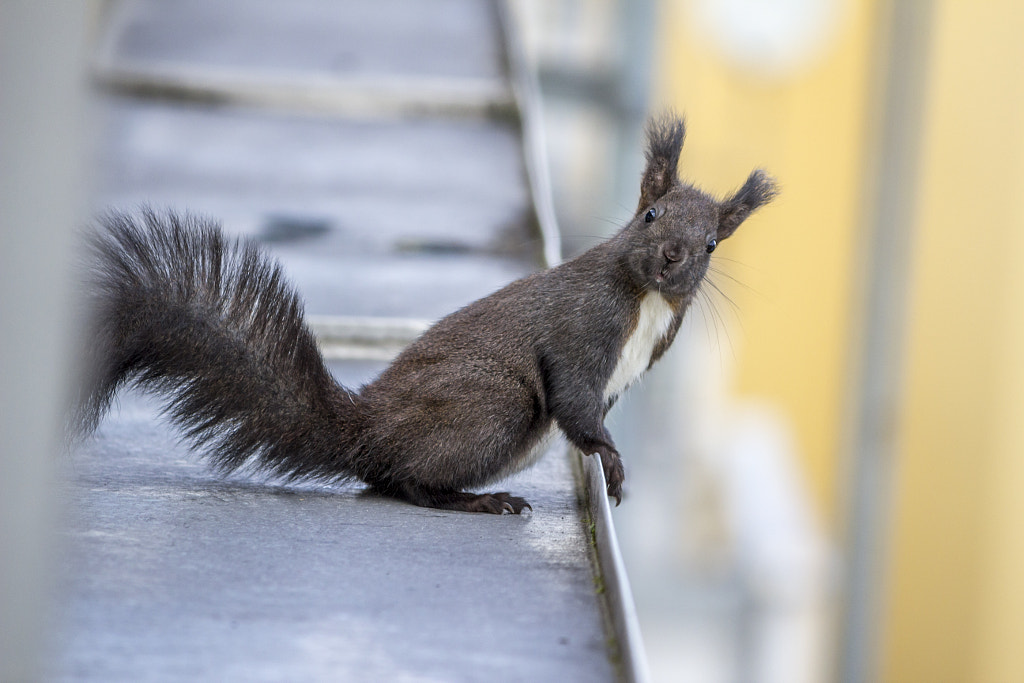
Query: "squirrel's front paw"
604 460 624 505
596 447 625 505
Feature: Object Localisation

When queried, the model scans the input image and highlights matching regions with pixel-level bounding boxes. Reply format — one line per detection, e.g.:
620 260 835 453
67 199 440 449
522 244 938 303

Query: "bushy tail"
74 208 364 482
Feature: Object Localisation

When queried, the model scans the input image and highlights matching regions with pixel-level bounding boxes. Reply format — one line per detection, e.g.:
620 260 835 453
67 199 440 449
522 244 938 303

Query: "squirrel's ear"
637 114 686 212
718 169 778 240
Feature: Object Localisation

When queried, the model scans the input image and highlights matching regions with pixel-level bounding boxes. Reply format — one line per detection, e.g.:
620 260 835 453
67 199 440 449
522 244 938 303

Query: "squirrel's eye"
644 208 656 223
706 239 717 254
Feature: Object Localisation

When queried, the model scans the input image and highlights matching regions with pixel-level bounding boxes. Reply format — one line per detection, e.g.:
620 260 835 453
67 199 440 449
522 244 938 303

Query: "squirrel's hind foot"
484 492 533 515
393 484 532 515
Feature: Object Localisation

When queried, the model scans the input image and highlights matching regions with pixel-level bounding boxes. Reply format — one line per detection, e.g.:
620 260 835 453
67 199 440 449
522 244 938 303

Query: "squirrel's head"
619 114 777 299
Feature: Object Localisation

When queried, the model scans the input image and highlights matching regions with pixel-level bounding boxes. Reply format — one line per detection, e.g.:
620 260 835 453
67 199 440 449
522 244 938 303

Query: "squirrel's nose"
662 244 682 262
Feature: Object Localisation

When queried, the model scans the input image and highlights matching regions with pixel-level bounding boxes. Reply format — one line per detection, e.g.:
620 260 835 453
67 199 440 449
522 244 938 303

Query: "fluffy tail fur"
74 209 363 481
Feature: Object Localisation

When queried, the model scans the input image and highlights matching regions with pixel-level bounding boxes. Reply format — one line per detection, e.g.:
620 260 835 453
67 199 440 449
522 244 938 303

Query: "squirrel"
72 114 776 514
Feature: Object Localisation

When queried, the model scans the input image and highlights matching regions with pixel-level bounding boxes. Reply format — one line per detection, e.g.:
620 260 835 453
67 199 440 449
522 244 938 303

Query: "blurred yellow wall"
657 0 1024 681
655 0 877 528
881 1 1024 681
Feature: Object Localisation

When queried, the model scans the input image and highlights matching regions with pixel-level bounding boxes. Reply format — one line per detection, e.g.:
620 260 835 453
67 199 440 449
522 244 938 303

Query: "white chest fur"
603 292 676 402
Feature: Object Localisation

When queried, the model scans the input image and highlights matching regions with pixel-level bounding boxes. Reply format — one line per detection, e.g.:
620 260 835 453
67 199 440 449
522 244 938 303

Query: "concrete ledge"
308 315 431 361
51 381 621 682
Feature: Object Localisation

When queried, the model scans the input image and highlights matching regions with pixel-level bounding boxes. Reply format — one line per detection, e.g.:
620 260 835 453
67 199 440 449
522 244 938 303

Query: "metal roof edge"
577 450 652 683
496 0 562 269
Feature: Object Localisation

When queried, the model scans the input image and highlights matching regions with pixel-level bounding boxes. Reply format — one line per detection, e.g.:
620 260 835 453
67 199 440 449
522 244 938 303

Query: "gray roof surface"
101 0 506 82
94 96 540 319
50 1 624 680
53 368 613 682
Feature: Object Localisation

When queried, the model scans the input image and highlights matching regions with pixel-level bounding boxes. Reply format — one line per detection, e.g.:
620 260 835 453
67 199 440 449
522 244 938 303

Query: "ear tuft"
718 169 778 240
637 113 686 212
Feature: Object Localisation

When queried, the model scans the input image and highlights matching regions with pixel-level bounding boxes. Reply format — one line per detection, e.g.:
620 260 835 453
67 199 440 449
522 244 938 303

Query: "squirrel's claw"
491 492 532 515
606 483 622 506
599 448 625 506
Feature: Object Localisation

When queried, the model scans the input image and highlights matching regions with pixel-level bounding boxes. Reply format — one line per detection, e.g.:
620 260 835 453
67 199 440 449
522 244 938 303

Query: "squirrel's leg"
392 482 532 515
552 395 625 504
575 437 625 506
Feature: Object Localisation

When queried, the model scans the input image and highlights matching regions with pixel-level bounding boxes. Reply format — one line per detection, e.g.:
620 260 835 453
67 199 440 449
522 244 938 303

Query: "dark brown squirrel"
73 114 776 514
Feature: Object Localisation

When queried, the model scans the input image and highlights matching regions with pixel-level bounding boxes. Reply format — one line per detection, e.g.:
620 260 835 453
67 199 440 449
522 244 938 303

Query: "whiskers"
708 261 760 295
693 261 753 363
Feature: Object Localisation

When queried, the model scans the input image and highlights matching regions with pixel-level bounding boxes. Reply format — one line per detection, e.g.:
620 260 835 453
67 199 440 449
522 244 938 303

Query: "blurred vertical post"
839 2 933 682
0 2 89 680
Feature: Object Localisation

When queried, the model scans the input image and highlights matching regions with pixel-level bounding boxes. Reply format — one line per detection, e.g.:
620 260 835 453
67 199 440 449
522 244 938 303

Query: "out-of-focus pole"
0 3 89 680
839 2 933 683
